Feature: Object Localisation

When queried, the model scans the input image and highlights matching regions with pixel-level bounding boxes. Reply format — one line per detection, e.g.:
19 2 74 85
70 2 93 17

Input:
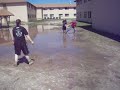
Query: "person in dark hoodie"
62 19 67 33
12 19 34 66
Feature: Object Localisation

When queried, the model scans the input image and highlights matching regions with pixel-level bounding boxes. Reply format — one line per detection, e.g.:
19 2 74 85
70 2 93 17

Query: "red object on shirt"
70 21 77 28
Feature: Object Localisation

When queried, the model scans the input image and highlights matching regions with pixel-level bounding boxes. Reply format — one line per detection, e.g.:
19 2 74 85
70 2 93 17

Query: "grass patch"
77 21 91 27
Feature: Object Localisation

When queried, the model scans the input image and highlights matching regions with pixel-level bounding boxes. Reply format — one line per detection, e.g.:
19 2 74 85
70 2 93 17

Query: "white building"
75 0 120 36
35 4 76 20
0 0 36 22
0 0 76 22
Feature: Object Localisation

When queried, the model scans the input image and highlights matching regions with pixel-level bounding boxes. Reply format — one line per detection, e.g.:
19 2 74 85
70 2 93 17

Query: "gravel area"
0 25 120 90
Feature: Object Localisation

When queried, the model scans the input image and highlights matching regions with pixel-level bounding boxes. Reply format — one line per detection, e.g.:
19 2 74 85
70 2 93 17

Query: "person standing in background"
62 19 67 33
66 20 77 34
70 20 77 33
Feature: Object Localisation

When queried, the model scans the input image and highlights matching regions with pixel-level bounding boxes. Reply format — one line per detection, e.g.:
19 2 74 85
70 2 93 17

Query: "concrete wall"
6 3 28 22
43 8 76 19
36 8 43 20
92 0 120 35
76 0 92 23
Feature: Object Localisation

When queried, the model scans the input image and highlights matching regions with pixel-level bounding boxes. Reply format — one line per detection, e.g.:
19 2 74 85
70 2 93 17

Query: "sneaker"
28 60 34 65
31 58 35 61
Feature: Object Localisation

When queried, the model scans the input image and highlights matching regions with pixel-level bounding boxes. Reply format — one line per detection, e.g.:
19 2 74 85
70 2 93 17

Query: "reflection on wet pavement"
0 28 12 45
0 25 120 90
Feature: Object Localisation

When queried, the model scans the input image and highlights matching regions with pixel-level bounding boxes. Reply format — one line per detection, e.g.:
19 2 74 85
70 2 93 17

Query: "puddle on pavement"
0 25 83 58
0 25 62 45
0 24 112 68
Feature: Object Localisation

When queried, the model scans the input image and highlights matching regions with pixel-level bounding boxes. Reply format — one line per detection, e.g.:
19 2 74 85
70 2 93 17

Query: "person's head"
16 19 21 26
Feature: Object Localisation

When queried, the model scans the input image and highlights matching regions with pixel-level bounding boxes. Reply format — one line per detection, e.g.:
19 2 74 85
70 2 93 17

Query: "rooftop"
0 0 27 3
0 9 14 17
35 4 76 8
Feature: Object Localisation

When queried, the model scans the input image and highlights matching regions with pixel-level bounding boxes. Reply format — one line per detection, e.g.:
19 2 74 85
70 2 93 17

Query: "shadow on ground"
17 56 29 65
80 25 120 42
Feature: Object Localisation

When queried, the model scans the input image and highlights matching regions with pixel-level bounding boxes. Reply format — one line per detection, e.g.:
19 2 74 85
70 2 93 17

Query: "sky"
28 0 75 4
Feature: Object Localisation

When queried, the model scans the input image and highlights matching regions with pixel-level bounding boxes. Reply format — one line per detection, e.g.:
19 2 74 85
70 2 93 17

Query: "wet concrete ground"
0 24 120 90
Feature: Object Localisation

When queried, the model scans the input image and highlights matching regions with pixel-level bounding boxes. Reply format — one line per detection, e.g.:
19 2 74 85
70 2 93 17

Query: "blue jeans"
66 27 75 33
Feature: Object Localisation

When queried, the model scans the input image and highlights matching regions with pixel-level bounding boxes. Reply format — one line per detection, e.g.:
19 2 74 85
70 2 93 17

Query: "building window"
77 1 79 5
2 4 7 9
88 11 91 18
44 14 48 19
30 4 31 8
43 8 48 10
31 6 35 10
44 14 48 17
65 7 69 10
27 3 32 9
29 15 31 18
84 12 87 18
3 4 6 8
65 14 69 17
50 14 54 19
59 8 63 10
84 0 87 3
73 7 76 9
28 14 30 18
50 8 54 10
59 14 63 19
27 3 29 8
77 0 82 5
80 12 82 18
